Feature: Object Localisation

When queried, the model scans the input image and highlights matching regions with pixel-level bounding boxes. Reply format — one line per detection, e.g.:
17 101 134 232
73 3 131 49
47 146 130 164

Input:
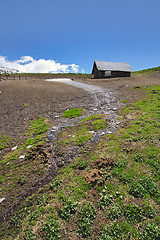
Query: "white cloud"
0 56 79 73
16 56 34 64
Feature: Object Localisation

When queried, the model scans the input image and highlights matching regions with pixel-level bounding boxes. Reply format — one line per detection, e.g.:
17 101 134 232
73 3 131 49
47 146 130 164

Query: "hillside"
132 66 160 75
0 72 160 239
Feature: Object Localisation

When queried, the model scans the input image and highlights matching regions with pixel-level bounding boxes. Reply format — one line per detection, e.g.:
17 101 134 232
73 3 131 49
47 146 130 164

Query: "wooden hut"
92 61 133 78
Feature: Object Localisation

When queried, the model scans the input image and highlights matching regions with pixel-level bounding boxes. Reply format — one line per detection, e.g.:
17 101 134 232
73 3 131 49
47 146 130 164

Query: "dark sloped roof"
93 61 133 72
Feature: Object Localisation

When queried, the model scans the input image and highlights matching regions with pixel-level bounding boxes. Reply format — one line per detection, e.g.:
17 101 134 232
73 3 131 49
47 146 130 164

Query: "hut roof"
93 61 133 73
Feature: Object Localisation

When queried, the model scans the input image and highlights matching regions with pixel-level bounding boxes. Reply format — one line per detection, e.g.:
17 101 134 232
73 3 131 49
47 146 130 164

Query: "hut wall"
93 69 131 79
111 71 130 77
93 66 100 78
98 71 111 78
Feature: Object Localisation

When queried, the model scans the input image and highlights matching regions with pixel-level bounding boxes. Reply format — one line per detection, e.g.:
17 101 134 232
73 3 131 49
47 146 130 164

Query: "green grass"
1 86 160 240
6 72 93 78
26 117 50 135
132 66 160 75
80 114 105 123
120 99 128 103
0 134 12 150
0 117 50 205
62 108 84 118
56 114 108 151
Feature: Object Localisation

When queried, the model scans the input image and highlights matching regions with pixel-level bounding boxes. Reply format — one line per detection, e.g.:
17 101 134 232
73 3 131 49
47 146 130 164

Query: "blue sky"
0 0 160 73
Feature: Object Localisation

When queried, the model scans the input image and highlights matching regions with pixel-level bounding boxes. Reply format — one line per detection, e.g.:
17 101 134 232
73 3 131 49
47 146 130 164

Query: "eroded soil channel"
46 78 121 136
46 78 121 168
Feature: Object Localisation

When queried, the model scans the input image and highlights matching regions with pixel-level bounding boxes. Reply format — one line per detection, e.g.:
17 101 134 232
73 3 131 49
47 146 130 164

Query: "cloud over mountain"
0 56 79 73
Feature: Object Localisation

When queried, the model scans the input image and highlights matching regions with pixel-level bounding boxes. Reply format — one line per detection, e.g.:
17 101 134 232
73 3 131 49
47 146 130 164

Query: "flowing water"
46 78 121 141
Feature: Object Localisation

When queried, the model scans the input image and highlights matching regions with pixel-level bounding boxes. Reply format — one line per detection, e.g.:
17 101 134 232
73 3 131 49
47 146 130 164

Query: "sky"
0 0 160 73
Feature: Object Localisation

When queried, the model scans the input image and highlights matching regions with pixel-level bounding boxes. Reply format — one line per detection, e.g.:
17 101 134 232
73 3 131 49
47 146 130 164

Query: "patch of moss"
0 134 12 150
26 117 50 135
62 108 84 118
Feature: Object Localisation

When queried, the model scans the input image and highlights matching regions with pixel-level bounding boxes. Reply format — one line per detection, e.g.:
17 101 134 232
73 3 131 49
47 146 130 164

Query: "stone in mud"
48 134 53 141
89 131 95 134
57 159 65 167
27 145 33 149
12 146 18 151
0 198 5 203
107 131 113 134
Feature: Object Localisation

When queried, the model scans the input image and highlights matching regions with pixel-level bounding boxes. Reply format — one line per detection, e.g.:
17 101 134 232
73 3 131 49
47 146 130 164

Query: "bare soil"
0 73 159 139
0 73 159 228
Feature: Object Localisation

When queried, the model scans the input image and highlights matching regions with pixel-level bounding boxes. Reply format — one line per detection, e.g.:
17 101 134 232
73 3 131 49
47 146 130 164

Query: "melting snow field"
46 78 105 93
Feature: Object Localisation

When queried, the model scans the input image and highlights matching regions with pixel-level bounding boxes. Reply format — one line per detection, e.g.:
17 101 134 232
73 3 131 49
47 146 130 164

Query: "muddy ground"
0 73 159 139
0 73 160 228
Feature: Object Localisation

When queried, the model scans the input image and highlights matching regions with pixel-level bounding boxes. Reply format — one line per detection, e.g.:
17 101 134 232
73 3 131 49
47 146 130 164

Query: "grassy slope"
132 66 160 75
0 118 51 222
1 85 160 239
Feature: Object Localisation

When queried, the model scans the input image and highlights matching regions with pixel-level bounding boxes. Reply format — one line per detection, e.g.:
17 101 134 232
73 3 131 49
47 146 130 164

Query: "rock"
27 145 33 149
48 134 53 141
57 159 65 167
12 146 18 151
51 129 56 132
89 131 95 134
0 198 5 203
107 131 113 134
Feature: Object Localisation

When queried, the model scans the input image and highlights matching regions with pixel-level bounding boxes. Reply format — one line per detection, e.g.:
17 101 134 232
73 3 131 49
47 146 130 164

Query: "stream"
46 78 121 141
